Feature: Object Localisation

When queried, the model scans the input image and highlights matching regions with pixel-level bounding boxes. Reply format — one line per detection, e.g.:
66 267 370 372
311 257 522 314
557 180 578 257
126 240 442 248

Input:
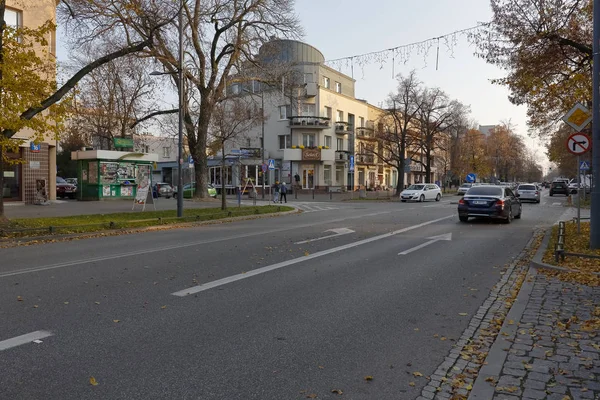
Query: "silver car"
516 184 540 203
457 183 472 195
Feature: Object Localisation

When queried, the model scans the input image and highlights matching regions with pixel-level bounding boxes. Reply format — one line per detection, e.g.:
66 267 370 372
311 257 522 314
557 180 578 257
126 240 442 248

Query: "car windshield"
519 185 536 191
466 187 503 196
407 184 425 190
460 184 471 188
56 177 66 183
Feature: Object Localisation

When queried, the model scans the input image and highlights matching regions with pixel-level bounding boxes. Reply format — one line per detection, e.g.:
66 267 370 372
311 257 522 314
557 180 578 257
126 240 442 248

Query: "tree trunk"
396 159 404 196
221 141 226 210
0 146 7 224
193 103 211 199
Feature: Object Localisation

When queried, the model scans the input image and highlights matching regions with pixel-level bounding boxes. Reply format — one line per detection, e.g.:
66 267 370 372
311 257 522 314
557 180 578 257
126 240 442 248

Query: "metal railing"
554 220 600 262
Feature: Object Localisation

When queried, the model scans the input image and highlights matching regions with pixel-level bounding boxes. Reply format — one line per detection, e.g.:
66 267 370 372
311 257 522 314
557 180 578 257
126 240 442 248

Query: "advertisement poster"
88 162 98 184
103 186 111 196
100 162 119 184
121 186 133 197
135 164 151 204
117 163 135 181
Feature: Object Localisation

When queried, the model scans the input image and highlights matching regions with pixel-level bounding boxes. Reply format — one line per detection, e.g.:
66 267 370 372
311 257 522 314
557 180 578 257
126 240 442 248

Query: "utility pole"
592 0 600 248
176 0 184 218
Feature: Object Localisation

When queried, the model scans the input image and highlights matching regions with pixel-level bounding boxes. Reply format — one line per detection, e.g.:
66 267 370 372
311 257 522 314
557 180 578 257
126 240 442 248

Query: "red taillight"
535 191 539 195
458 198 465 205
496 199 505 208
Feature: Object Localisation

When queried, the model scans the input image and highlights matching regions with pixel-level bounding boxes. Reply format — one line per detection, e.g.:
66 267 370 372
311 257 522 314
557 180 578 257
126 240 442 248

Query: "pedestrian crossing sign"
580 160 590 170
268 159 275 170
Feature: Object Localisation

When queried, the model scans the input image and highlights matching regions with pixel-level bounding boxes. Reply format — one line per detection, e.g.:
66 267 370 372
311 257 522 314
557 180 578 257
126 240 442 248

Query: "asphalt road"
0 191 570 399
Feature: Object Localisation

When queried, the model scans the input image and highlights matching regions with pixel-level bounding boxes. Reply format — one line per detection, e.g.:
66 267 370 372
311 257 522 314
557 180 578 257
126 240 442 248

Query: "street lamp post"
176 0 184 218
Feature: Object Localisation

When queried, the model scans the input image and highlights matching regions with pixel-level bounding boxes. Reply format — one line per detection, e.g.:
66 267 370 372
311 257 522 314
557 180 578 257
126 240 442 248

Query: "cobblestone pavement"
488 272 600 400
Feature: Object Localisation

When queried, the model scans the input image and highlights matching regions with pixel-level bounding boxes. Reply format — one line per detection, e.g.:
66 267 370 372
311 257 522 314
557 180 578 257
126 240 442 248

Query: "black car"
549 181 569 196
56 177 77 199
458 186 521 223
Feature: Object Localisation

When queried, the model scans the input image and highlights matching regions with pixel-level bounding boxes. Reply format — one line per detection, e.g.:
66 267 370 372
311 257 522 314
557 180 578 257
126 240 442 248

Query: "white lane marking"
171 215 454 296
398 232 453 255
552 202 561 206
0 211 393 279
295 228 355 244
0 331 53 351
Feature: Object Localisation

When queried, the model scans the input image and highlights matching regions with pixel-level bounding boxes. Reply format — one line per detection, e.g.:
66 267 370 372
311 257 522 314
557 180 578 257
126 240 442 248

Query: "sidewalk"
3 190 399 219
465 223 599 399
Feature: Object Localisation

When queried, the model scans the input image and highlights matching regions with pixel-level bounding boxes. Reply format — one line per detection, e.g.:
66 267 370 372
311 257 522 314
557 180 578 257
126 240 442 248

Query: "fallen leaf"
331 389 343 395
364 375 373 381
64 301 69 305
466 384 473 390
318 365 324 369
17 296 23 302
304 251 310 256
440 337 447 341
161 305 167 309
458 313 468 316
94 301 100 305
508 319 514 325
414 328 419 331
409 382 416 387
113 319 120 323
33 305 38 308
306 394 317 399
89 376 99 386
413 371 423 377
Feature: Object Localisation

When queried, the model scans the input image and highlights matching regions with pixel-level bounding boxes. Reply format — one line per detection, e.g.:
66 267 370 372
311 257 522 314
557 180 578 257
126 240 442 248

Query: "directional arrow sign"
295 228 355 244
398 232 452 255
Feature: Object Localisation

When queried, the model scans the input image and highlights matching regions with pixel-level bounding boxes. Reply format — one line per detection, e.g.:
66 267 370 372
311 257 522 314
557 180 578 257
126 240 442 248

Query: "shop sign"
302 148 321 161
29 161 40 169
113 137 134 148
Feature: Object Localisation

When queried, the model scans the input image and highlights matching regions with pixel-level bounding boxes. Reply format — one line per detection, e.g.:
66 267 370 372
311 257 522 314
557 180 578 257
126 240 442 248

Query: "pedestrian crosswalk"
292 202 342 213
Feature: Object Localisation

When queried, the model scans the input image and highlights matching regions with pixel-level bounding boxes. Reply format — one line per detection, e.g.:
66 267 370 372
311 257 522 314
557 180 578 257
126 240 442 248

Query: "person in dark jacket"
280 182 287 203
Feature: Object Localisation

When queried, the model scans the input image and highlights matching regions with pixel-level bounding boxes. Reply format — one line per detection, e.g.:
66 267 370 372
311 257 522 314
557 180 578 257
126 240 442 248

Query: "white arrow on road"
398 232 452 255
295 228 355 244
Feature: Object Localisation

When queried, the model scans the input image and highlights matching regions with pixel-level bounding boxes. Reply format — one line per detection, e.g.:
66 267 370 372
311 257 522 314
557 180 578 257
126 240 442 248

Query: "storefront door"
303 169 314 189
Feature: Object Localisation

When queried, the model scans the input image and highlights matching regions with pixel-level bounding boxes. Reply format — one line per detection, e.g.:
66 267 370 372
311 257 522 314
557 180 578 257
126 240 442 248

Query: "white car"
400 184 442 202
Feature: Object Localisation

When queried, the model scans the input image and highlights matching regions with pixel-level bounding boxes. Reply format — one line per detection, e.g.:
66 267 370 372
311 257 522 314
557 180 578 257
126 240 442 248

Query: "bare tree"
373 71 422 195
67 55 157 149
414 87 464 183
210 97 264 210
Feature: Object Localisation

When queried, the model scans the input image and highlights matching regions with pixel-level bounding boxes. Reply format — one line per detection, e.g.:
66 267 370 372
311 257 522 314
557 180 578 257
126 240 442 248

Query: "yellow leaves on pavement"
89 376 99 386
330 389 343 395
17 296 23 302
306 394 317 399
364 375 373 381
496 386 518 393
409 382 416 387
458 313 468 316
161 305 167 309
412 371 423 377
64 302 69 305
113 319 120 323
304 251 310 256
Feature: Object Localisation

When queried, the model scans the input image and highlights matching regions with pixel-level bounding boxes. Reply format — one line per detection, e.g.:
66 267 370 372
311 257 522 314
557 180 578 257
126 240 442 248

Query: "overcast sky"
56 0 548 168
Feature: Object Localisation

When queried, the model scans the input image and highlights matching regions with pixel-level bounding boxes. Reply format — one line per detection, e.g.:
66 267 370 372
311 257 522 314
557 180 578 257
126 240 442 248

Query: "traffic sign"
566 132 591 155
267 159 275 170
466 173 476 183
188 155 194 165
349 155 355 172
30 142 41 153
562 103 592 132
261 163 267 173
580 160 590 170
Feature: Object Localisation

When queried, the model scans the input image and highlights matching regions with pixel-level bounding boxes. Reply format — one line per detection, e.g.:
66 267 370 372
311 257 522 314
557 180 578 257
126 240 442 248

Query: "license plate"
473 200 487 205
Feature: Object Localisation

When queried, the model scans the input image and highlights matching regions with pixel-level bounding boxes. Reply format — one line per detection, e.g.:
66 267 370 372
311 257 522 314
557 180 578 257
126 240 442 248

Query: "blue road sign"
261 164 267 173
268 159 275 170
188 155 194 165
466 173 476 183
349 155 355 172
580 160 590 170
30 142 41 153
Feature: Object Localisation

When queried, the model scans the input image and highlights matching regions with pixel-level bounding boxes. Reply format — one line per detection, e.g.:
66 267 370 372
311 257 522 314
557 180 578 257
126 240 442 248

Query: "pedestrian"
272 181 280 203
280 182 287 203
294 173 300 189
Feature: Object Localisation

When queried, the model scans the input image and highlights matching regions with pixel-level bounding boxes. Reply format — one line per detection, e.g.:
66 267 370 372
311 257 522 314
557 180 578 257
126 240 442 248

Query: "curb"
0 208 300 246
468 260 538 399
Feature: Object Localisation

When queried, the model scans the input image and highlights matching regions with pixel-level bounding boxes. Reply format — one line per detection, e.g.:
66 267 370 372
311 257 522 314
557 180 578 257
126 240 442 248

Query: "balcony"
335 151 349 162
288 116 330 129
282 147 335 161
335 122 351 135
356 154 376 165
355 127 377 140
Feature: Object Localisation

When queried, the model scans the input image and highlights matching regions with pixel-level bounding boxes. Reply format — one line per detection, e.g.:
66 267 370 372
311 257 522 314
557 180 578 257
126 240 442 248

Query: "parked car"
516 184 541 203
174 183 218 198
458 185 521 223
56 177 77 199
152 182 174 198
457 183 473 196
400 184 442 202
549 181 569 196
65 178 78 186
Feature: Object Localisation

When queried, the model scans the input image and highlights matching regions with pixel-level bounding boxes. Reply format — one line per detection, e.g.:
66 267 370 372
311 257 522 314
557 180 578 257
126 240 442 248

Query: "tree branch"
130 108 179 129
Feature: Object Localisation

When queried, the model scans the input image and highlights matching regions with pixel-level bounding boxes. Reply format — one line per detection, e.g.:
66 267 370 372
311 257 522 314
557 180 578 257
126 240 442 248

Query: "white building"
217 39 396 192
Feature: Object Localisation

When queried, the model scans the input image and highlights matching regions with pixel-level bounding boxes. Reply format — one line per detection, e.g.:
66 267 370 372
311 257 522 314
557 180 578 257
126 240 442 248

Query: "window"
303 134 316 147
324 135 332 148
230 83 240 95
359 117 365 127
324 106 332 120
324 165 332 185
304 73 313 83
335 81 342 93
246 138 252 147
337 138 344 151
279 105 291 120
336 110 344 122
251 80 261 93
336 167 344 185
323 76 330 89
300 103 315 116
144 145 150 153
5 8 21 28
163 147 171 158
279 135 291 149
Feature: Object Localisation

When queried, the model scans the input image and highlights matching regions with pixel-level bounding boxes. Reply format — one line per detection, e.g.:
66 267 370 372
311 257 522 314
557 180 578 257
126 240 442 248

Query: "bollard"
312 189 315 199
109 221 115 229
49 226 54 234
330 191 332 200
